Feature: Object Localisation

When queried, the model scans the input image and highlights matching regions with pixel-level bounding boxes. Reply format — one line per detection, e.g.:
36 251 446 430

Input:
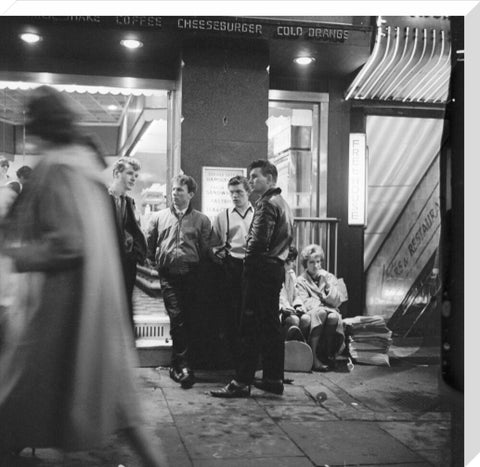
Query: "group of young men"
111 156 294 398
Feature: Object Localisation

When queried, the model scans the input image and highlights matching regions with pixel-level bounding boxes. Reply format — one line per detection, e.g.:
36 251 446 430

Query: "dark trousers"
123 254 138 331
159 270 197 370
237 259 285 384
223 256 244 371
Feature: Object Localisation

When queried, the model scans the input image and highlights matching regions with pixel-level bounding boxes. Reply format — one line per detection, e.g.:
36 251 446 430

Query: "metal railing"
293 217 339 276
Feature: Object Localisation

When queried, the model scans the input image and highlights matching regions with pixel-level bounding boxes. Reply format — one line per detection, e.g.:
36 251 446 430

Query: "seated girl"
296 244 346 372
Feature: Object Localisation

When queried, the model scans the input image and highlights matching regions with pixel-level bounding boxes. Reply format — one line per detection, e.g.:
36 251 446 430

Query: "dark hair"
248 159 278 182
228 175 251 193
16 165 32 180
172 174 197 194
26 85 82 144
0 157 10 169
286 245 298 263
112 156 141 174
300 244 325 269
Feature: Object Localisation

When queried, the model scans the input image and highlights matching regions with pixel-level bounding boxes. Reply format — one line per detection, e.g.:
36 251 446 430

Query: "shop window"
267 90 328 218
1 79 174 231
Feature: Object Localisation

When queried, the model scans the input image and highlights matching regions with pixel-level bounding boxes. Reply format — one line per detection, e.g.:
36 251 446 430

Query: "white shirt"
175 207 188 218
211 204 254 259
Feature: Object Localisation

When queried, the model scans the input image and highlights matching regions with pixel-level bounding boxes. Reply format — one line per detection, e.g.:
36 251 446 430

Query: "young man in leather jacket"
211 159 294 398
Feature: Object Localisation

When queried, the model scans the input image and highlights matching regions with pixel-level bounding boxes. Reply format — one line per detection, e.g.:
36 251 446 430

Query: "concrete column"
179 40 270 210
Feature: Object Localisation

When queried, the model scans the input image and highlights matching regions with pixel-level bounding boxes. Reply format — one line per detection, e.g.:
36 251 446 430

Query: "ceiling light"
20 33 41 44
293 56 315 66
107 104 118 111
120 39 143 49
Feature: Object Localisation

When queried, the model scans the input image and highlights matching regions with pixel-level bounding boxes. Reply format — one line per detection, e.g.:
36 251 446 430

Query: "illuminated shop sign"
30 16 369 44
348 133 367 226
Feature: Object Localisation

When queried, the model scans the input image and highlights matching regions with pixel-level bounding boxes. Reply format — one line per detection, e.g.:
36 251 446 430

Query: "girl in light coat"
296 244 347 371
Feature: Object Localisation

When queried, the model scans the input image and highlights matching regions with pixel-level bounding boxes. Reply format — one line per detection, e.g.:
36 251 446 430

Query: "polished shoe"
169 367 182 383
210 380 251 398
312 363 329 372
252 378 284 395
169 367 195 388
178 368 195 389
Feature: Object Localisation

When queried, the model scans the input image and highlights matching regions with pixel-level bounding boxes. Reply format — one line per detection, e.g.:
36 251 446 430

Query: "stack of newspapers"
343 315 393 366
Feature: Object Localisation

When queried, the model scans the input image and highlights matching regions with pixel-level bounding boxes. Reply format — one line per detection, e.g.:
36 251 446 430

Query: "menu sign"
202 166 247 220
26 16 371 44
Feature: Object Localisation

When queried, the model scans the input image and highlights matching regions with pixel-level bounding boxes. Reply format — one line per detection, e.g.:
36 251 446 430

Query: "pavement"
4 288 462 467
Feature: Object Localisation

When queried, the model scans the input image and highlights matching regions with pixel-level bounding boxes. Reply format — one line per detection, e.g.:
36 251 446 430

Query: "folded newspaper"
343 315 393 366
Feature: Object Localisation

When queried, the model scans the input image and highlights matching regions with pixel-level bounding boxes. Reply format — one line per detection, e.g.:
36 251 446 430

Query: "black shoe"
169 367 195 388
178 368 195 389
169 367 182 383
210 380 251 398
252 378 284 395
313 363 329 372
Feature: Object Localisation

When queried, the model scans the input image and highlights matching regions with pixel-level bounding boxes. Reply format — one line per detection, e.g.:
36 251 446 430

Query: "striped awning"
345 16 451 104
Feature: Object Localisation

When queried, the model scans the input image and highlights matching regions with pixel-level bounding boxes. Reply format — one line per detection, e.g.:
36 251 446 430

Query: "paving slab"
354 463 433 467
253 385 316 406
174 412 304 460
377 420 450 453
163 387 260 416
417 449 450 467
279 420 424 465
193 457 314 467
321 362 445 413
264 404 338 423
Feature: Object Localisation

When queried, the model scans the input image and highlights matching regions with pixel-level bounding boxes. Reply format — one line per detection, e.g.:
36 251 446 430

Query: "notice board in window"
202 166 247 220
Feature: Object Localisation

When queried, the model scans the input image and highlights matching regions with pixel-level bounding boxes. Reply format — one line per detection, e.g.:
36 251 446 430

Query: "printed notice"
202 166 247 220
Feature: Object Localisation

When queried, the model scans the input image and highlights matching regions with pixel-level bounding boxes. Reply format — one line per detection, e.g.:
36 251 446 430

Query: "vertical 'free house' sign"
348 133 367 226
202 166 247 221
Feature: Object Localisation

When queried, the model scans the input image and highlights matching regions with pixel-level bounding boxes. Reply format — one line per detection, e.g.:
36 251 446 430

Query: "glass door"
267 90 329 218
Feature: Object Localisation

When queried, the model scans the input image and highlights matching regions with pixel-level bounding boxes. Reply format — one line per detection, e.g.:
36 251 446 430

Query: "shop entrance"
267 90 338 274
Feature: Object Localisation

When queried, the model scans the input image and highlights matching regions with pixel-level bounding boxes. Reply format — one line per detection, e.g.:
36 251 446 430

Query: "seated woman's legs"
325 313 340 369
302 311 327 371
299 314 311 340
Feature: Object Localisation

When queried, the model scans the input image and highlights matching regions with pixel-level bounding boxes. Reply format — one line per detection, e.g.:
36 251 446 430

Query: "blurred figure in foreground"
0 86 165 466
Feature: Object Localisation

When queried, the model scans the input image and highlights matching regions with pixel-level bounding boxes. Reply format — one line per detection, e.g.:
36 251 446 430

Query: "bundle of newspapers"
343 315 393 366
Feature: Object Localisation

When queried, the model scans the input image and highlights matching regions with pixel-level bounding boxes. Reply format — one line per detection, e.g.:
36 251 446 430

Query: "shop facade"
0 15 459 324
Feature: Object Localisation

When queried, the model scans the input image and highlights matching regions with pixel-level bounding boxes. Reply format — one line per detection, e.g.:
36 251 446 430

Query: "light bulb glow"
120 39 143 49
293 56 315 66
20 33 41 44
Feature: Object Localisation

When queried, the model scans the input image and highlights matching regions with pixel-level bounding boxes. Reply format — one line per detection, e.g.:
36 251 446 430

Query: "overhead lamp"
107 104 118 111
293 56 315 66
20 32 41 44
120 39 143 49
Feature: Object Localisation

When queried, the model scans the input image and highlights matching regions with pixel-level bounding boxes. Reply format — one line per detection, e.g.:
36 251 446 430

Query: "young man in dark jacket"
211 159 294 397
146 174 212 389
109 157 147 330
